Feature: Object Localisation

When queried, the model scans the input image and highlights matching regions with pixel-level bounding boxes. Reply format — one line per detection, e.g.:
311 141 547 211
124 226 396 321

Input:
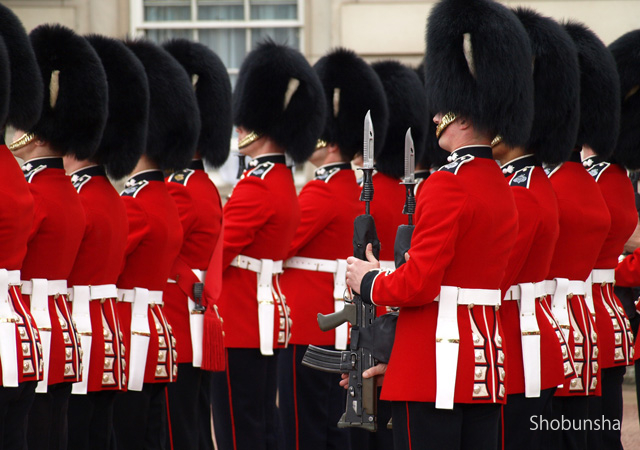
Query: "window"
131 0 304 86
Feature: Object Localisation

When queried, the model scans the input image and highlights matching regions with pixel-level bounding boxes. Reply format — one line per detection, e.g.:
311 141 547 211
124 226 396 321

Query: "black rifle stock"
302 213 381 431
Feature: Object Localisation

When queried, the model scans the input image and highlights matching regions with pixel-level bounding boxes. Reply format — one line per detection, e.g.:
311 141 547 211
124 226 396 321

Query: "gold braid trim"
238 131 262 149
8 132 35 151
435 112 458 138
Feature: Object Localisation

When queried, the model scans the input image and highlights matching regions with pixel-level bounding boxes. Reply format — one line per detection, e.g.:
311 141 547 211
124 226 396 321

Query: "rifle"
302 110 381 431
394 128 416 268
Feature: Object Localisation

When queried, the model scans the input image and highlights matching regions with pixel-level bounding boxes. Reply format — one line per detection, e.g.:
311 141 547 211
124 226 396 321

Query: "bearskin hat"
125 39 200 171
0 38 9 129
233 39 326 164
163 39 232 168
0 4 43 131
608 30 640 169
28 24 108 159
86 35 149 179
371 61 427 178
563 21 620 158
313 48 388 161
514 8 580 164
424 0 534 147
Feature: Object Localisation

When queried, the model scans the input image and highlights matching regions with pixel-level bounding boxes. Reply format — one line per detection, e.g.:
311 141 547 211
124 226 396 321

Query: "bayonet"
360 110 375 213
394 128 417 268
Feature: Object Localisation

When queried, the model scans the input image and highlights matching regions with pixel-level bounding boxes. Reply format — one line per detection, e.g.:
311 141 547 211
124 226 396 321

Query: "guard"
112 38 200 450
346 0 533 448
490 9 580 449
8 24 108 450
209 39 325 449
65 35 149 450
0 5 44 449
162 38 232 450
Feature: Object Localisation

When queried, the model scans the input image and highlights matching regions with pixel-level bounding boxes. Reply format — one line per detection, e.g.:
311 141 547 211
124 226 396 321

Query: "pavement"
623 382 639 448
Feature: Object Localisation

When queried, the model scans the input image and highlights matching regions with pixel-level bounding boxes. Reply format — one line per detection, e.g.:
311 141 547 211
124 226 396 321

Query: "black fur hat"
86 35 149 179
563 21 620 158
0 38 9 129
28 24 108 158
0 4 43 131
425 0 534 147
125 39 200 171
608 30 640 169
372 61 427 178
313 48 388 161
514 9 580 164
233 39 326 164
163 39 232 168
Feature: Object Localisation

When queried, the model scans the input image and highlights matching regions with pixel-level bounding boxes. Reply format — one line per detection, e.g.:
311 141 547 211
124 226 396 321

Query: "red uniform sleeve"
286 181 333 258
222 178 272 268
615 250 640 287
121 196 150 260
27 193 46 244
166 182 197 239
364 172 469 307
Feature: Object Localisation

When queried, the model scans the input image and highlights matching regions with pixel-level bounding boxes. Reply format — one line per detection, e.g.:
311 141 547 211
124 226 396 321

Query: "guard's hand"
363 363 388 388
346 243 380 293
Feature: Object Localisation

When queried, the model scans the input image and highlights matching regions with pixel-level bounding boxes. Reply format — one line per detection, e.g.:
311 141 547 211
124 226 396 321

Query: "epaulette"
584 161 611 183
543 163 562 177
314 166 340 183
71 173 92 193
167 168 195 186
247 161 275 180
509 166 535 189
120 179 149 198
438 154 474 174
22 163 46 183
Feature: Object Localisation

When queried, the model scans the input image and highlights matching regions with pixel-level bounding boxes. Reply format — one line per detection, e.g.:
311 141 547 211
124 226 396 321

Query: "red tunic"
0 146 42 386
615 251 640 362
369 171 406 317
583 156 636 368
498 156 568 395
21 157 86 386
361 146 517 404
546 158 611 396
164 160 222 364
219 154 299 349
67 165 128 391
280 163 361 346
117 170 183 384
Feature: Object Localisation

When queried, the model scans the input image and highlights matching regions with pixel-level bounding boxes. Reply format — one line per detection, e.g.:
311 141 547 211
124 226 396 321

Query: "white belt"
192 269 206 283
22 279 67 393
504 283 542 398
434 286 501 409
550 278 586 342
284 256 349 350
0 269 21 387
591 269 615 284
231 255 284 356
69 286 92 395
379 260 395 271
119 288 154 391
118 289 163 306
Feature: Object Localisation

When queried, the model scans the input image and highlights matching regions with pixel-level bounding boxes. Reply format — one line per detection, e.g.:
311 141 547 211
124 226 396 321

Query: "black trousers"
549 396 589 450
587 365 626 450
350 397 393 450
112 383 168 450
198 370 214 450
67 390 117 450
391 401 501 450
27 382 73 450
501 388 555 450
166 363 211 450
0 381 36 450
210 348 280 450
277 345 350 450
